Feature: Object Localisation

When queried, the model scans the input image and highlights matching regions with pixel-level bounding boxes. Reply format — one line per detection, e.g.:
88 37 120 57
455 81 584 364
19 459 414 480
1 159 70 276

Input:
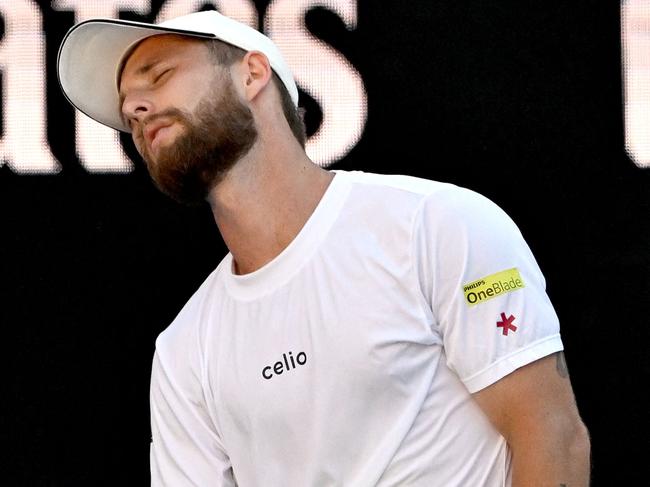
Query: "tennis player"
58 10 590 486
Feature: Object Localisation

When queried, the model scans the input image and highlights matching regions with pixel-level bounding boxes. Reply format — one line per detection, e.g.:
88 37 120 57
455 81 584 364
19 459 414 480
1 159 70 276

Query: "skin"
120 35 591 483
120 35 333 274
120 36 214 163
473 352 591 486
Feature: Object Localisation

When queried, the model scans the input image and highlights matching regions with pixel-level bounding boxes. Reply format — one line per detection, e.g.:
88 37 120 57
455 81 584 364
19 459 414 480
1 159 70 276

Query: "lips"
143 120 173 154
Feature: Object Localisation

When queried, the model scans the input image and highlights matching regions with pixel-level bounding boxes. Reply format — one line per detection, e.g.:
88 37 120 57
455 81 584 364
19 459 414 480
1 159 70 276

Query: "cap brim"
57 18 215 133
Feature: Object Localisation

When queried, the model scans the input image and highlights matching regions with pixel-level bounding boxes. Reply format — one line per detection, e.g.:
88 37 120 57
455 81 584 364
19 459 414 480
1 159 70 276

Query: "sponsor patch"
462 268 525 307
496 312 517 335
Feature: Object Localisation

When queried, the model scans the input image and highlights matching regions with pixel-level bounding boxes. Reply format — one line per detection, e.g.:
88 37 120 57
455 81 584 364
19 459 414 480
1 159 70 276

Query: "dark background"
2 1 648 485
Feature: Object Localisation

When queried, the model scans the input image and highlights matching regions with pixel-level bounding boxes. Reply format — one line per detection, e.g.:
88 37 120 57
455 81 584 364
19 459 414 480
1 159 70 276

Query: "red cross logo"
496 313 517 336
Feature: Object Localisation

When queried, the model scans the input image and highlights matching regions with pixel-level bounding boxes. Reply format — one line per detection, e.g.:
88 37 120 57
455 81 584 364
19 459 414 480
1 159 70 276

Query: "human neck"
207 135 333 275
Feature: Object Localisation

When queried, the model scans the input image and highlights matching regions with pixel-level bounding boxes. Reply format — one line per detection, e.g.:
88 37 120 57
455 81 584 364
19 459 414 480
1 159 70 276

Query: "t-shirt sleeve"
414 185 563 393
150 330 236 486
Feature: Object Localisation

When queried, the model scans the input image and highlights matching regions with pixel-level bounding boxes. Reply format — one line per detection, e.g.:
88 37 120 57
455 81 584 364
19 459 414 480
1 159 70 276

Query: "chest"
205 258 438 433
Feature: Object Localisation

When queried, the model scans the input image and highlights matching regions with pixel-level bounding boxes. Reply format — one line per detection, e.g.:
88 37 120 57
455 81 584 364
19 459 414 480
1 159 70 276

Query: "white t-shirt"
149 170 563 486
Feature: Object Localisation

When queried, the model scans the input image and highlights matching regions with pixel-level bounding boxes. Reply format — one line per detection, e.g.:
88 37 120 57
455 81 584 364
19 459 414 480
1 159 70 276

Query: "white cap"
57 10 298 133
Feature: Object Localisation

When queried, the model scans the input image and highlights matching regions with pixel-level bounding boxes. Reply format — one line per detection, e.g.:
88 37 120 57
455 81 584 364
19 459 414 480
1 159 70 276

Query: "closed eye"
153 68 172 84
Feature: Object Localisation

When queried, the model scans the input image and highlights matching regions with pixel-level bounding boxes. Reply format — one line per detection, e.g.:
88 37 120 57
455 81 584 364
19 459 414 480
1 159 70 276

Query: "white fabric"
57 11 298 132
150 170 563 486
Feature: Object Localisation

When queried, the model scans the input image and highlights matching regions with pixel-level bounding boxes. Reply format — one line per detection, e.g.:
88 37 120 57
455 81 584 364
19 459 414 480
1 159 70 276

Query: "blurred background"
2 1 648 485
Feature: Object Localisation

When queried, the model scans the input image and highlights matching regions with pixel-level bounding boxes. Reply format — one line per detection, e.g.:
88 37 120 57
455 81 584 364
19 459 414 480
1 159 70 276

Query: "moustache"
134 108 190 142
142 108 188 126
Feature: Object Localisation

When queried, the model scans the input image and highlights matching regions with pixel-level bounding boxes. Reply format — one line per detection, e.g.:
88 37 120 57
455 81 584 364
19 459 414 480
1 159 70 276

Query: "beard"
139 79 258 205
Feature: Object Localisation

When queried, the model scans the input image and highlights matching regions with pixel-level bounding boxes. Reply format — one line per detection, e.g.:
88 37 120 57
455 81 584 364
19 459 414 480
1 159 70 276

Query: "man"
57 10 590 486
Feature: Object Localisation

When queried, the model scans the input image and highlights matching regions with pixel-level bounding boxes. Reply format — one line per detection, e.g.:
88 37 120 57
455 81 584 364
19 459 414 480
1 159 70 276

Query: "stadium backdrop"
1 1 648 485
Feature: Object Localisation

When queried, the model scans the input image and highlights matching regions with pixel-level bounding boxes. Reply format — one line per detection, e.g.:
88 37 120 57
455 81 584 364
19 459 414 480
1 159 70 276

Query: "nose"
121 92 154 128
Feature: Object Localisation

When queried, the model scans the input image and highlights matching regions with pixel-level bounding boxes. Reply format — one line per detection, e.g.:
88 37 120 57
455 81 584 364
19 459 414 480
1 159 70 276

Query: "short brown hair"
205 39 306 147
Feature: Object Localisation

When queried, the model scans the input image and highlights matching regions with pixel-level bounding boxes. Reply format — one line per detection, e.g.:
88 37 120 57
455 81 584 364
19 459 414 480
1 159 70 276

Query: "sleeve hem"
462 334 564 393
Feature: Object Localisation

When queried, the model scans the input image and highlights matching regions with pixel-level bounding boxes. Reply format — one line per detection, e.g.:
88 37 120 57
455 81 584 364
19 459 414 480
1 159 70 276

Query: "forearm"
510 420 591 487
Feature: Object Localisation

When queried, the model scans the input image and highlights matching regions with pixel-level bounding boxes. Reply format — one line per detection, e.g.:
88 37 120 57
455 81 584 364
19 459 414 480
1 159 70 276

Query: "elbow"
508 414 592 472
569 419 591 468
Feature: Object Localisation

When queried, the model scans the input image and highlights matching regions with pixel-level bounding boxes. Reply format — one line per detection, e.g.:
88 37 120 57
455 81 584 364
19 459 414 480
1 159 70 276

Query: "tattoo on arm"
556 352 569 378
560 484 567 487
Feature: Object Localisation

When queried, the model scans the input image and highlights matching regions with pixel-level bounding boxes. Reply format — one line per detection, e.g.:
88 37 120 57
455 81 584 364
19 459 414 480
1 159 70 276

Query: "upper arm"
151 340 236 486
414 187 563 391
414 188 590 482
472 352 591 487
472 351 585 445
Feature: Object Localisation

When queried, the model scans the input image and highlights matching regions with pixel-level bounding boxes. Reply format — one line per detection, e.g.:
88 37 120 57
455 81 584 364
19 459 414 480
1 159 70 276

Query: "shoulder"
333 170 517 250
155 257 229 356
339 170 503 220
411 180 521 245
340 169 454 198
336 170 463 224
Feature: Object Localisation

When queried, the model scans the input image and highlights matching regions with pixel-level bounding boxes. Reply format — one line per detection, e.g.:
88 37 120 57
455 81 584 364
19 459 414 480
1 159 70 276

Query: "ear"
239 50 273 103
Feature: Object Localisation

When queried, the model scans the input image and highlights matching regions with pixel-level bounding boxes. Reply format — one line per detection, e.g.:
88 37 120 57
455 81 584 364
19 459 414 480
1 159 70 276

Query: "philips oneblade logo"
463 280 486 292
462 268 525 307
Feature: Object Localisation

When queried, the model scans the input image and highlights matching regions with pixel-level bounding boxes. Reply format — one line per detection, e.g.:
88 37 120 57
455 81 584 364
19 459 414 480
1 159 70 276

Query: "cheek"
179 70 224 111
163 75 203 108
